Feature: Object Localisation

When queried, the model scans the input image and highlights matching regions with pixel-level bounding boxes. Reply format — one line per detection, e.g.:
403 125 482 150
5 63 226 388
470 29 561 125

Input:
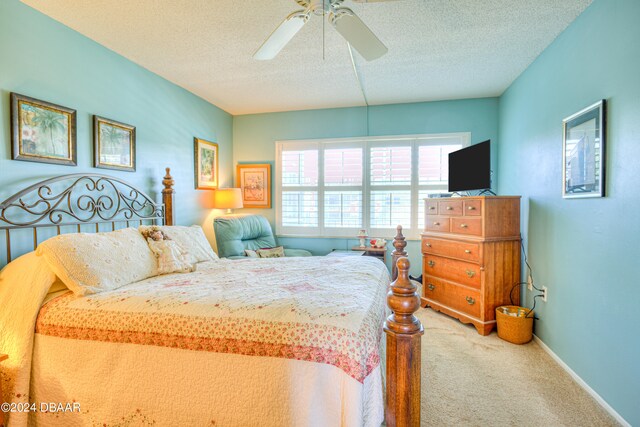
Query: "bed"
0 169 423 427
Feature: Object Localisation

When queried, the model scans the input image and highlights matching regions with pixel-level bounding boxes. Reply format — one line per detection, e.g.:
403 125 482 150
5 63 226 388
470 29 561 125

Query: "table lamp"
357 229 368 248
213 188 243 214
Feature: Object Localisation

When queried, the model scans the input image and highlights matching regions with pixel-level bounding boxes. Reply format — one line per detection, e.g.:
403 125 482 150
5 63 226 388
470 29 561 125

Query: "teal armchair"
214 214 312 259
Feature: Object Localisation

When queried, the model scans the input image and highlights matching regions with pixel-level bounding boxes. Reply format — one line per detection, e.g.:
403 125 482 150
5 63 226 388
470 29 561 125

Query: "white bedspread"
0 254 389 426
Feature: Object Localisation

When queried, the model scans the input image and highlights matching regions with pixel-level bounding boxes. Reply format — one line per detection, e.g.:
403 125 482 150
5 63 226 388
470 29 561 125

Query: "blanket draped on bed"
1 254 389 426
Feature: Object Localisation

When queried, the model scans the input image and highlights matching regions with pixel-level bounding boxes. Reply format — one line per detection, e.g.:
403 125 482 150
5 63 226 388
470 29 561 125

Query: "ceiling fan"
254 0 399 62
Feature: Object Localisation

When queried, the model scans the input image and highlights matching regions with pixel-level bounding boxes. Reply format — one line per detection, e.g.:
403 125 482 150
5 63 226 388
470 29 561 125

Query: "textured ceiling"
21 0 592 115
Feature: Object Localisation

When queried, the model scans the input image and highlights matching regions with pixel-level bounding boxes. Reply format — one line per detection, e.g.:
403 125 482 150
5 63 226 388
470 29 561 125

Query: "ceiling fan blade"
253 10 310 60
329 8 388 61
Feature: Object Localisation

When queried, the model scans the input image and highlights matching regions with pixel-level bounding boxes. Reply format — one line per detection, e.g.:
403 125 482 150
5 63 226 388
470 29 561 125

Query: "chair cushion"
214 215 277 258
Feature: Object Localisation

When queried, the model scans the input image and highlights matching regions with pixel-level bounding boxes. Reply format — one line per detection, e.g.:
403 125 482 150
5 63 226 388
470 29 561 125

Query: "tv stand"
478 189 497 196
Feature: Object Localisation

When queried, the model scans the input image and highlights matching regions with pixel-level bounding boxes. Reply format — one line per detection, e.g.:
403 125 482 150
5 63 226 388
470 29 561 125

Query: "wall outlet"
527 274 533 291
541 286 548 302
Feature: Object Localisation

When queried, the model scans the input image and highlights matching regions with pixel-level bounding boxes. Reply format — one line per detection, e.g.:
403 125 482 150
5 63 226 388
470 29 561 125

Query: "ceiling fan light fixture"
254 0 389 61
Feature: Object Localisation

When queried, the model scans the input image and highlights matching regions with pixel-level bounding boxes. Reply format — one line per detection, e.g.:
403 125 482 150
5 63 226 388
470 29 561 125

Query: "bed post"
162 167 175 226
391 225 408 281
384 257 423 427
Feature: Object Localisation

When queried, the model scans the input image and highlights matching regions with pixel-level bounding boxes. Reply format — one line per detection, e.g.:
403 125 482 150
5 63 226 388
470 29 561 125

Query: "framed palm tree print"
194 137 218 190
10 93 77 166
94 116 136 172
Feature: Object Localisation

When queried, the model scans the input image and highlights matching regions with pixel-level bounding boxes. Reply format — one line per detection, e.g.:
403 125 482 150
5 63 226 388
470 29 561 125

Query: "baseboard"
533 335 630 427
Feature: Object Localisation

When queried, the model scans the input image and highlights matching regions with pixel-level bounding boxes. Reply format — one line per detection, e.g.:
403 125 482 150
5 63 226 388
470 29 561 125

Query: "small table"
351 246 387 263
0 354 7 426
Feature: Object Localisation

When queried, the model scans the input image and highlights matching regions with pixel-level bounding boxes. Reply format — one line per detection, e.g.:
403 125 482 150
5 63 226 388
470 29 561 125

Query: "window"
276 133 469 238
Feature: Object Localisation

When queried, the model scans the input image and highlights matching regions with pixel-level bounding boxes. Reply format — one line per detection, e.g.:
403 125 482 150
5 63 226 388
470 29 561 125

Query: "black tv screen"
448 140 491 192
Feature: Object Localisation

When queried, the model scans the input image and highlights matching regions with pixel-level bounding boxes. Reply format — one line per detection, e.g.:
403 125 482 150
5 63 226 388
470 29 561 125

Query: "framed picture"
194 138 218 190
93 116 136 172
236 163 271 209
10 93 77 166
562 100 606 199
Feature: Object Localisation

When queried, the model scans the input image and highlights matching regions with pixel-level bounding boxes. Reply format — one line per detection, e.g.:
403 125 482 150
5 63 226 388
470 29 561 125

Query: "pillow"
139 225 217 264
48 279 68 294
147 239 195 275
257 246 285 258
244 249 259 258
36 228 157 295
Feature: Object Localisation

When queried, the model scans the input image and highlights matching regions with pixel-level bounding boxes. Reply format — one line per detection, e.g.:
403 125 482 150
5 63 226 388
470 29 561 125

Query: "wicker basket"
496 305 534 344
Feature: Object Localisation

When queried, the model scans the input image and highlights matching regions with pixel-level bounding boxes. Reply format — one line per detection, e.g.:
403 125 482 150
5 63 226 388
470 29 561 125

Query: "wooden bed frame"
0 168 423 427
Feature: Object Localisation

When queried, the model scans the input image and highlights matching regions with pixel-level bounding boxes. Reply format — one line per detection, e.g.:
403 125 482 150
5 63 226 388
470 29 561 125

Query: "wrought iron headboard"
0 167 175 265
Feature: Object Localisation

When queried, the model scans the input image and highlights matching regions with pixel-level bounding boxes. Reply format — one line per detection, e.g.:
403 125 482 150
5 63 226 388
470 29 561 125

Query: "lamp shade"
213 188 244 210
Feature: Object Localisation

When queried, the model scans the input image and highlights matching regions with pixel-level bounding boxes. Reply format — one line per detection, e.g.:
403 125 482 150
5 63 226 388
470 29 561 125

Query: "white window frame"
275 132 471 239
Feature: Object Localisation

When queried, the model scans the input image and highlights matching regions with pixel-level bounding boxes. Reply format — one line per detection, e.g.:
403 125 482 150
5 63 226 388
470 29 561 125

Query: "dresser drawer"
423 255 481 288
422 237 480 263
423 276 481 318
451 217 482 236
438 200 463 216
425 216 450 233
425 200 438 215
464 199 482 216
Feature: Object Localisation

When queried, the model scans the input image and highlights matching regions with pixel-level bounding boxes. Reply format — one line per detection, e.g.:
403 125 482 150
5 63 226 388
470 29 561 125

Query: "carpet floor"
417 308 620 426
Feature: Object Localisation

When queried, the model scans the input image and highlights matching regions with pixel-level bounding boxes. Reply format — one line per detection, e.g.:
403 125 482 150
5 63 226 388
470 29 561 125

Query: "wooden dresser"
421 196 521 335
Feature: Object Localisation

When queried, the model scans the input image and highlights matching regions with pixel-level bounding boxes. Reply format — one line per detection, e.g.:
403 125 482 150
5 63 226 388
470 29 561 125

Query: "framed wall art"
194 137 218 190
562 100 606 199
10 92 77 166
236 163 271 209
94 115 136 172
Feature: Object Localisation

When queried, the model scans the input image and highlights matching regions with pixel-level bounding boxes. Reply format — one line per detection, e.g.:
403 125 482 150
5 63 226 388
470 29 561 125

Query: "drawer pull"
425 243 432 247
428 260 435 268
433 222 440 226
464 249 471 254
460 223 468 228
427 284 435 291
429 206 436 210
467 206 476 211
465 296 476 305
446 206 453 211
466 270 475 278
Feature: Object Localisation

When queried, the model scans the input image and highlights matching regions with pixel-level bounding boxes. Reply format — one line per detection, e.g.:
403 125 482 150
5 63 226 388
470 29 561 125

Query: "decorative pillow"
257 246 285 258
245 249 259 258
36 228 157 295
147 239 196 275
139 225 217 264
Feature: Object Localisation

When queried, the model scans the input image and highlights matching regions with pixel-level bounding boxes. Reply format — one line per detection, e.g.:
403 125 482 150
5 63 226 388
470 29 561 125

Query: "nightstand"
351 246 387 263
0 354 7 427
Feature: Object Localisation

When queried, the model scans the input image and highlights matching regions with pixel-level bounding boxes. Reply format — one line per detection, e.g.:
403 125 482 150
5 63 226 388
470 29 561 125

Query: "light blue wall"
233 98 499 273
498 0 639 424
5 0 633 421
0 0 233 254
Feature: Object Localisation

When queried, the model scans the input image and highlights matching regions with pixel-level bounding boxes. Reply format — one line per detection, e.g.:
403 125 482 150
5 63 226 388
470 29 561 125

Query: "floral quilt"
36 256 390 383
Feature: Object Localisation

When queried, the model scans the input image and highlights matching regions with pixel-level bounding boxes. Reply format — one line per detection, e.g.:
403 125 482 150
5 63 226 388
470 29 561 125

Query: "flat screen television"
448 140 491 192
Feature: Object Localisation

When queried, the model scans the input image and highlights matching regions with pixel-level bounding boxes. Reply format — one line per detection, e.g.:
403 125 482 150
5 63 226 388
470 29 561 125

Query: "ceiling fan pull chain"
322 0 325 60
322 0 326 61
